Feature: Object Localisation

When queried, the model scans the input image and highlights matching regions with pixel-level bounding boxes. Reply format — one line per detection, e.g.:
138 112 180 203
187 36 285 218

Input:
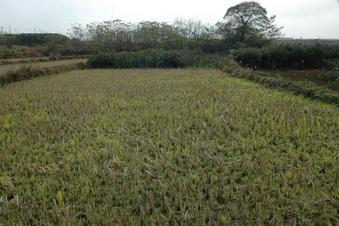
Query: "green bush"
233 44 339 70
0 33 68 46
87 49 225 69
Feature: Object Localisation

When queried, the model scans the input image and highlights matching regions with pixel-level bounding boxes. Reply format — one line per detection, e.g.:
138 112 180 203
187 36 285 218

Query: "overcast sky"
0 0 338 38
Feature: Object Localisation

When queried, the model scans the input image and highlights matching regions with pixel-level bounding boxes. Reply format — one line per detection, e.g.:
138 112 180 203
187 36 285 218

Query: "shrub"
0 33 68 46
233 44 339 70
87 49 225 69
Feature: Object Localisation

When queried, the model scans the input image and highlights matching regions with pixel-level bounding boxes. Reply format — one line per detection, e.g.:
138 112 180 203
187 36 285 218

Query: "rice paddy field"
0 69 338 225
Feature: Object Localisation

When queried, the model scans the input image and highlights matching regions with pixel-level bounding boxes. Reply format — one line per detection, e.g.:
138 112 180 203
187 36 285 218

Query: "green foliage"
0 33 69 46
233 44 339 70
69 20 229 53
275 38 339 46
217 1 282 48
87 49 225 69
0 69 337 225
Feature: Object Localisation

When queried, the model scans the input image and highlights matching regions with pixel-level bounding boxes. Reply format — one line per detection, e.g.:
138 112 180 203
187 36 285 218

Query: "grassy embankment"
223 60 339 106
0 58 87 85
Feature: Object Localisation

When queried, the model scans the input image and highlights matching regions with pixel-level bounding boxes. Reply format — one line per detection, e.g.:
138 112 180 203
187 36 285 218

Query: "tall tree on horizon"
217 1 282 47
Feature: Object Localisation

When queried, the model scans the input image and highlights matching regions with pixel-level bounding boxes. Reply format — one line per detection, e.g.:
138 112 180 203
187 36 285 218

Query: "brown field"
0 55 91 66
0 58 87 77
0 57 50 64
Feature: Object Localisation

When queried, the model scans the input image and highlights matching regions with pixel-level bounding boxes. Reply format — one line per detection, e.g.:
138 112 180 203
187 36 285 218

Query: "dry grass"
260 70 339 92
223 59 339 105
0 55 90 66
0 58 87 77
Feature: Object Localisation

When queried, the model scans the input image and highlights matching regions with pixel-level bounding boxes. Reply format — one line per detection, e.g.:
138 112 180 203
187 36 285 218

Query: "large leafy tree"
217 1 282 47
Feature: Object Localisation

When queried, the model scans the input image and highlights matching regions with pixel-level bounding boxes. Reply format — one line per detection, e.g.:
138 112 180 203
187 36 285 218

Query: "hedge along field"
87 49 226 69
232 44 339 70
0 69 338 225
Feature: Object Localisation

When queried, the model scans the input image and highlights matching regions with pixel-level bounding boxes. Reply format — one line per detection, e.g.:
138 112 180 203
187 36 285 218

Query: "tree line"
67 2 282 53
0 2 283 54
68 19 226 53
1 1 338 70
